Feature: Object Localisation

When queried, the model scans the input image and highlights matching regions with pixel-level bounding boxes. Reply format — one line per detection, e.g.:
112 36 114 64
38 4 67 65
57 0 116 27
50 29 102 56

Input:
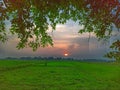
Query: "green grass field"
0 60 119 90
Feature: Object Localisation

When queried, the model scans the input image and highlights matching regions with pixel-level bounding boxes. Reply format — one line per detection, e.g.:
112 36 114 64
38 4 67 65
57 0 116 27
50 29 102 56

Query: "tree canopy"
0 0 120 60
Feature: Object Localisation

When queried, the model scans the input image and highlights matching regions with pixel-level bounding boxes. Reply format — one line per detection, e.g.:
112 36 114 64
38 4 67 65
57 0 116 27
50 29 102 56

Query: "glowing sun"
64 53 68 56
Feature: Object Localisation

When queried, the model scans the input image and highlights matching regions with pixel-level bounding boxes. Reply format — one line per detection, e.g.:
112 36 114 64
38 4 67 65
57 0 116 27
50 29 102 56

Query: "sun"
64 53 68 57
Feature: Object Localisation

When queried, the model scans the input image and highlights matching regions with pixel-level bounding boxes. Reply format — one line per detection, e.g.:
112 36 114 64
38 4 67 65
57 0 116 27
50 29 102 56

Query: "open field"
0 60 120 90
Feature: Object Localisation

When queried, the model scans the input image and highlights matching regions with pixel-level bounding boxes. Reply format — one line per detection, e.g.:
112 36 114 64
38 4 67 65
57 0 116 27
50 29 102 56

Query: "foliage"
105 40 120 61
0 0 120 59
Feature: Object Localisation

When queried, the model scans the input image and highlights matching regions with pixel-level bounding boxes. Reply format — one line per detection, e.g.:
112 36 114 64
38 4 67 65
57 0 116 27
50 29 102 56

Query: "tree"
0 0 120 60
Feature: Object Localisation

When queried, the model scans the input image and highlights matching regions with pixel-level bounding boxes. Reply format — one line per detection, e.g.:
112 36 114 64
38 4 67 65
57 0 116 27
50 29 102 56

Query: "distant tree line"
3 56 115 62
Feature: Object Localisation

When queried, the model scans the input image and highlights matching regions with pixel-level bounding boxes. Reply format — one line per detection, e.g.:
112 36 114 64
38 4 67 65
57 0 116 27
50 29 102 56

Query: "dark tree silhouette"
0 0 120 60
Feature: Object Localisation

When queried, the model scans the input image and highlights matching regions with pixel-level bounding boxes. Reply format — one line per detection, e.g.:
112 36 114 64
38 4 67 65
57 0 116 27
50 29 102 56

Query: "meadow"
0 60 120 90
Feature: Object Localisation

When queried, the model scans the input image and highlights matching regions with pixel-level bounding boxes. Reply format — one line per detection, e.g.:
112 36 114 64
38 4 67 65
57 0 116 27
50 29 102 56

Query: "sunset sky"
0 20 115 59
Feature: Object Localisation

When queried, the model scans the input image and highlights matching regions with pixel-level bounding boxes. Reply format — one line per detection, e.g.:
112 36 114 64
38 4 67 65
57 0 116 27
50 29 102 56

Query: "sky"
0 20 116 59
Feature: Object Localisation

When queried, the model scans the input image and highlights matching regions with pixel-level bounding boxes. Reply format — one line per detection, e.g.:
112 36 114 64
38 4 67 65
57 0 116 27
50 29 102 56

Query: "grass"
0 60 120 90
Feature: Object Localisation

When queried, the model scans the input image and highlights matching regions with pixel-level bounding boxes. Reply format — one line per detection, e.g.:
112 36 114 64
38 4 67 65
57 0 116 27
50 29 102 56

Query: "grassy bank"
0 60 119 90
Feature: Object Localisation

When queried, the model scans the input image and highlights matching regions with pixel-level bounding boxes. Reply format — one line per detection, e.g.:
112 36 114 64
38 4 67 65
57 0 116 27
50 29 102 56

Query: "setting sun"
64 53 68 56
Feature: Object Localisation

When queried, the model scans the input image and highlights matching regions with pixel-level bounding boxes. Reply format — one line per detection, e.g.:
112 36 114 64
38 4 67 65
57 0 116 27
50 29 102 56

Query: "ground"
0 60 120 90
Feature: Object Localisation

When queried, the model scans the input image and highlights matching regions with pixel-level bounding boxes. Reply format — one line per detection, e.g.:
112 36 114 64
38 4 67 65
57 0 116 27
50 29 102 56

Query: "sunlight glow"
64 53 68 57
